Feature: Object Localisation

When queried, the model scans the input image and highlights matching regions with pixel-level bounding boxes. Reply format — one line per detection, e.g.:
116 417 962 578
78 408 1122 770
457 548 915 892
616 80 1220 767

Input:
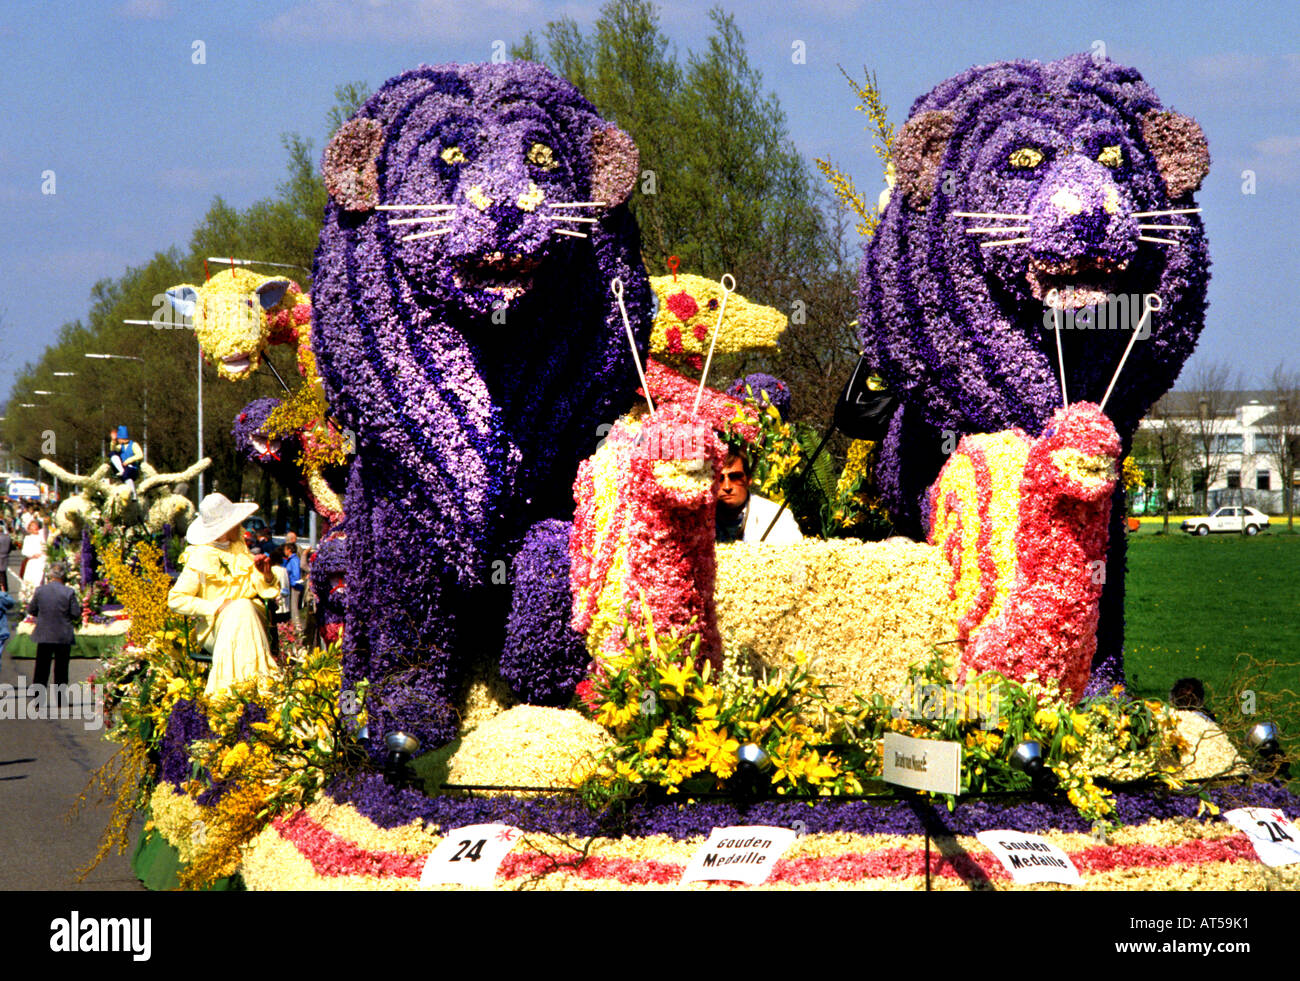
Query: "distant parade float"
77 55 1298 892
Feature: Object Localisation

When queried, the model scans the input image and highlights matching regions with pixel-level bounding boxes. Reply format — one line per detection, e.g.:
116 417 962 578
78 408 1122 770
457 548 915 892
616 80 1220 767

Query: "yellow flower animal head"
649 273 787 373
165 268 309 382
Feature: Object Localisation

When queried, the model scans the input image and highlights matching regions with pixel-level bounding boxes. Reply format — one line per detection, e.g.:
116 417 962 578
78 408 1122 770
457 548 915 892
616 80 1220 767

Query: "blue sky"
1 0 1296 404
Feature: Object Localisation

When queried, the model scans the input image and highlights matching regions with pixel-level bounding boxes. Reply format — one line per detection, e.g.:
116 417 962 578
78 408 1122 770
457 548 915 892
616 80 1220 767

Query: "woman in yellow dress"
168 493 281 696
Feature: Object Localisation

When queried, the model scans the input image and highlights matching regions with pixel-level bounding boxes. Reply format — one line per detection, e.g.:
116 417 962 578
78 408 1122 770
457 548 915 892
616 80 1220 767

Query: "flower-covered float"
7 454 210 660
85 56 1297 892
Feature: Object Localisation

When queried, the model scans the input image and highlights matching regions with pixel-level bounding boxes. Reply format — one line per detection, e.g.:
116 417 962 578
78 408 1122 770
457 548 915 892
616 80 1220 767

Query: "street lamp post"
85 353 147 463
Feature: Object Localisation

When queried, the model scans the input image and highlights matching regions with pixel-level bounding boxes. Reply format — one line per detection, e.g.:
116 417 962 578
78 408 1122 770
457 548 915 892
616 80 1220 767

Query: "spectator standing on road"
26 561 80 708
0 588 17 662
283 542 304 627
0 521 12 590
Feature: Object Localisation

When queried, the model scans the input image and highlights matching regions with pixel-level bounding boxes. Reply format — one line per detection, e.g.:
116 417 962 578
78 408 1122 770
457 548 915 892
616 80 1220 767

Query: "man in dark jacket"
27 561 80 708
0 521 11 591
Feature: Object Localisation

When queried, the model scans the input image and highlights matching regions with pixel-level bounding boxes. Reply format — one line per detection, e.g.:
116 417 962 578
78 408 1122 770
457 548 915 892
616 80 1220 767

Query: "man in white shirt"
715 450 804 545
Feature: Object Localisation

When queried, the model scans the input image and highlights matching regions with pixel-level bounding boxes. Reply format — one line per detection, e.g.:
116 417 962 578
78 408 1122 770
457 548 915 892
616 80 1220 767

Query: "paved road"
0 557 143 891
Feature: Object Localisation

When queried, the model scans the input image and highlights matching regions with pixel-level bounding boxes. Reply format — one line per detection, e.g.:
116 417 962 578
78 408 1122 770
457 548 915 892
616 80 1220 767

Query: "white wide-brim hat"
186 493 259 546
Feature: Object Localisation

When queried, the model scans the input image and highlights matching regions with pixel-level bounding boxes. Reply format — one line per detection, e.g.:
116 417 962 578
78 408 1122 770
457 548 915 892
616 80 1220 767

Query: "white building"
1133 391 1297 515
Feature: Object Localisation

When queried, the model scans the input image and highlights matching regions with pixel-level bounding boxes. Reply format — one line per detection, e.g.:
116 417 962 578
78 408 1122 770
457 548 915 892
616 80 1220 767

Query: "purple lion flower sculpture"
858 54 1210 692
312 62 651 752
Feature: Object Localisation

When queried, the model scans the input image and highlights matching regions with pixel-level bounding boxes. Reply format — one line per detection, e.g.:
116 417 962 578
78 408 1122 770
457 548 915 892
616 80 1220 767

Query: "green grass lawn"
1124 528 1299 786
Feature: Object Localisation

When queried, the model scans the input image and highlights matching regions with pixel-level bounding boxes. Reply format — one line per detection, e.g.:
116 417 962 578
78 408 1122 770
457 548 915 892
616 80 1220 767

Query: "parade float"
78 56 1299 891
6 455 209 663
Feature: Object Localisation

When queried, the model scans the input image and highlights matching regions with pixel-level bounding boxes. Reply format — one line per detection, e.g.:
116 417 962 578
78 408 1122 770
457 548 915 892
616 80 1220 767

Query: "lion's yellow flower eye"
440 146 467 165
527 142 558 170
1097 144 1123 168
1009 147 1044 169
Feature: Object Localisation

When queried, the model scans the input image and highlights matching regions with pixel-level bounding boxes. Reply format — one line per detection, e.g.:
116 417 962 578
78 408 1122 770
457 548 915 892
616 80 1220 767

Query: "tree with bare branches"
1259 364 1300 530
1132 392 1194 532
1183 360 1243 513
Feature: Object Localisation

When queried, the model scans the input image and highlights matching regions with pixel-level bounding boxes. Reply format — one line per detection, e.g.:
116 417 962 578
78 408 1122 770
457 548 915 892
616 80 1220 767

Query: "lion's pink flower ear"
893 109 955 210
589 126 639 208
1140 110 1210 198
323 117 384 212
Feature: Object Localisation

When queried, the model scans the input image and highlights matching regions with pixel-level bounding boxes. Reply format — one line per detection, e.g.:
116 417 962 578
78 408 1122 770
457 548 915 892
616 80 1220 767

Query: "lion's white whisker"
1137 223 1190 231
377 203 456 211
552 228 589 239
979 237 1032 248
1131 208 1201 217
400 228 453 241
1138 235 1178 245
387 215 456 225
953 211 1031 219
549 201 606 208
541 214 599 223
965 226 1030 234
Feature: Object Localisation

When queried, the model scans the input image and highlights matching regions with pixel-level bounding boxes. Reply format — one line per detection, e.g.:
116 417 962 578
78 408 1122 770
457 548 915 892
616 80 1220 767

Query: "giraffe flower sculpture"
648 273 787 375
928 402 1120 701
166 268 309 382
571 405 726 671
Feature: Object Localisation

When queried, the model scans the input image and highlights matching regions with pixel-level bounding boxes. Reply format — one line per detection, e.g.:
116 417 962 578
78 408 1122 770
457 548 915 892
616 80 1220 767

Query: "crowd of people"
0 496 78 704
0 498 58 604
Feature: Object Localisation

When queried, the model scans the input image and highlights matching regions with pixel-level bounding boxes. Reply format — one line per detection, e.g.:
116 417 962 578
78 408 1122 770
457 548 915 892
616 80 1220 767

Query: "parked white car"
1180 506 1270 536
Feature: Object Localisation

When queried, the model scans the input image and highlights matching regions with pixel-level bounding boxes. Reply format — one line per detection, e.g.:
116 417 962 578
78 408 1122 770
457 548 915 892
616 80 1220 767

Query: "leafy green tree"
513 1 855 430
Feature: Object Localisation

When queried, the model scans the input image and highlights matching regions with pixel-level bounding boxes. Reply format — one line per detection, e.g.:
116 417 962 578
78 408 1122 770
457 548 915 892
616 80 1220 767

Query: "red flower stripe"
274 810 1259 886
273 811 424 879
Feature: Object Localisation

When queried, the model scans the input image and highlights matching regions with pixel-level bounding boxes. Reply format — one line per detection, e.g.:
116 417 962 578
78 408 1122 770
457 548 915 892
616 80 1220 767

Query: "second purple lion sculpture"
858 54 1211 692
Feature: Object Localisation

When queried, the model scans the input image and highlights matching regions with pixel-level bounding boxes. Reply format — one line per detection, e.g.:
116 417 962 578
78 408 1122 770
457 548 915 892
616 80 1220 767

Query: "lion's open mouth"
222 353 253 374
1027 256 1130 308
453 252 542 303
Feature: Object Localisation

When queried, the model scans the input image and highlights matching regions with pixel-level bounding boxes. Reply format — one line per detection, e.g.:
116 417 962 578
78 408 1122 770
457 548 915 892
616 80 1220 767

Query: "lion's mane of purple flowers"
312 62 649 753
329 771 1299 840
860 54 1207 520
857 54 1210 694
729 373 791 419
500 518 588 704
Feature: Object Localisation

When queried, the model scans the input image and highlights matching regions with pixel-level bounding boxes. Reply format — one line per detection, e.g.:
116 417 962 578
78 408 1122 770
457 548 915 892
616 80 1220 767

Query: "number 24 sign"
420 824 522 888
1223 808 1300 868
